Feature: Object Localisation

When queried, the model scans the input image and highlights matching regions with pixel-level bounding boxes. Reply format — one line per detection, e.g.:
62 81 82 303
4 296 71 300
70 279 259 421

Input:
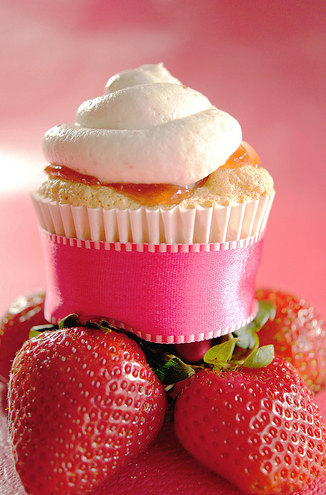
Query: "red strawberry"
0 291 47 383
8 326 166 495
256 288 326 393
174 355 326 495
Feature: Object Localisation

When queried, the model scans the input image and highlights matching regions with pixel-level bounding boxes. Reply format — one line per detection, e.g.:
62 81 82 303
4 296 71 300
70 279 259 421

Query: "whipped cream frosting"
43 63 242 186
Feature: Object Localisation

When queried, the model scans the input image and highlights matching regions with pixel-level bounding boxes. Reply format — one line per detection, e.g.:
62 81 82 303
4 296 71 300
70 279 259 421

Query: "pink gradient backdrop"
1 0 325 314
0 2 326 494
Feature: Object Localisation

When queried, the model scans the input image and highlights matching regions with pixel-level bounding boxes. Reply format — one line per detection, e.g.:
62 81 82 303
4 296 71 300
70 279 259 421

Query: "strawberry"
256 288 326 393
174 351 326 495
8 325 166 495
0 291 47 383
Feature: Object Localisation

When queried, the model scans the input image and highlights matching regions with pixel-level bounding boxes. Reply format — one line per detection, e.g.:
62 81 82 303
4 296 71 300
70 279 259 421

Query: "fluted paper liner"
32 192 274 342
31 192 275 244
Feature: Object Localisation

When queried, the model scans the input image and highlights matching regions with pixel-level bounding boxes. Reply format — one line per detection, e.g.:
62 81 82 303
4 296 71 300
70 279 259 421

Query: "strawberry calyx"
28 313 81 338
29 323 58 338
152 355 196 385
28 313 121 339
230 299 276 350
203 338 274 372
24 305 276 427
200 299 276 373
59 313 123 334
27 300 276 385
148 300 276 382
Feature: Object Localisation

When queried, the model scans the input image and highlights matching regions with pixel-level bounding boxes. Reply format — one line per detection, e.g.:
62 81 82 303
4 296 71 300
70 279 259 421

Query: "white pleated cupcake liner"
31 192 275 244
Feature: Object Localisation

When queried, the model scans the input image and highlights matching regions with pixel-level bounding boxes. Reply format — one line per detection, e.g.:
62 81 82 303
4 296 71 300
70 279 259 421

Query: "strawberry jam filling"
221 141 260 170
45 141 260 206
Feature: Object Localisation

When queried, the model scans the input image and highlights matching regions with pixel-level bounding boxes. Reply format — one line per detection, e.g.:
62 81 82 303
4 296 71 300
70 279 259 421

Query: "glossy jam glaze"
44 141 260 206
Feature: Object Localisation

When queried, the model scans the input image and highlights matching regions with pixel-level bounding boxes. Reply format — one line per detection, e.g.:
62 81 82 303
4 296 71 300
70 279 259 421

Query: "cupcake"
32 63 275 344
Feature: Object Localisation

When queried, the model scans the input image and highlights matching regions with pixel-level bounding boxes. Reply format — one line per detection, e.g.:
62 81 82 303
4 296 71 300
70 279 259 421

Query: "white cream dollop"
43 63 242 185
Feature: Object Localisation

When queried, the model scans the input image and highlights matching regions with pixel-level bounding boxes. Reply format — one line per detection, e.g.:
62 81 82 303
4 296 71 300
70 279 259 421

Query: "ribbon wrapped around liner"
41 230 264 343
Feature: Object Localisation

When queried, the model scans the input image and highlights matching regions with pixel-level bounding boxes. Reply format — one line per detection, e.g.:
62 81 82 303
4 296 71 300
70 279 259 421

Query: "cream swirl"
43 64 242 185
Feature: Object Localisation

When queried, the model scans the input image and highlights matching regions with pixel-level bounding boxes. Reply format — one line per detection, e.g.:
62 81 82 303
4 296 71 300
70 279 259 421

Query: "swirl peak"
43 64 242 185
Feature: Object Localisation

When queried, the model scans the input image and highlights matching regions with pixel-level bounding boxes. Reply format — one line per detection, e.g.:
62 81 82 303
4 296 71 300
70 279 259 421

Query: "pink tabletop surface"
0 1 326 494
1 382 326 495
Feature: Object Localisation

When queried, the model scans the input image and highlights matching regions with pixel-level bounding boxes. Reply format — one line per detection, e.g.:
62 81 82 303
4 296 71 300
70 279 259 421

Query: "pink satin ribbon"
41 230 264 343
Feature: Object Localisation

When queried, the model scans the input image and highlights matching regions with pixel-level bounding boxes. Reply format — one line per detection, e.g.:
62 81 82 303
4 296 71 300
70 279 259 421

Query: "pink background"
1 0 325 316
0 0 326 315
0 2 326 494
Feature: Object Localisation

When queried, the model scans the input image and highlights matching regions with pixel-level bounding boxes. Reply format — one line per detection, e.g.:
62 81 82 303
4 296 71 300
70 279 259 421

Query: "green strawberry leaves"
150 299 277 382
202 301 276 372
253 300 277 328
203 339 274 372
155 356 195 385
27 299 276 386
28 315 121 339
29 324 58 339
133 338 196 385
203 339 238 370
241 344 274 369
58 313 79 329
233 300 276 349
28 313 80 339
